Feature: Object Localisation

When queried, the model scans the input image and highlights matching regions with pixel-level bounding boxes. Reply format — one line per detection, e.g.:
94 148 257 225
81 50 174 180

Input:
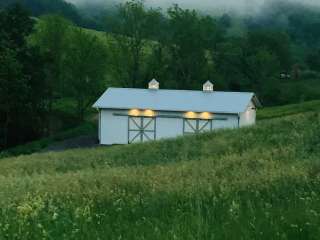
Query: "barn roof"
93 88 261 114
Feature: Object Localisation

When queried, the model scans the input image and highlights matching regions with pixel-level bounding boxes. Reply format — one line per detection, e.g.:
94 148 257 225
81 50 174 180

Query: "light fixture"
144 109 155 117
128 109 140 116
184 111 198 119
199 112 213 120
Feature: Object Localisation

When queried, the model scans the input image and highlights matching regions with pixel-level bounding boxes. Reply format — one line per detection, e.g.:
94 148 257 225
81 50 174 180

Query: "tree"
110 0 162 87
0 4 34 50
246 30 292 72
165 5 221 89
0 4 48 149
32 15 72 112
64 28 108 121
0 49 26 147
306 50 320 72
214 35 282 105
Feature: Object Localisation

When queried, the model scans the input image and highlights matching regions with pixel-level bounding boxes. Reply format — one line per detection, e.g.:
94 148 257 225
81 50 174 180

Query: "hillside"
0 102 319 239
2 100 320 159
0 0 81 22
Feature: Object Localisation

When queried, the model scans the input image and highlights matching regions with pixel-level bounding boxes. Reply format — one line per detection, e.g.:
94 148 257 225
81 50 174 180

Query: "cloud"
66 0 320 15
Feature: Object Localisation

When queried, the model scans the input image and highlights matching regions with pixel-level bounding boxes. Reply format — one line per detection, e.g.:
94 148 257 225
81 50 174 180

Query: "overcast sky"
67 0 320 14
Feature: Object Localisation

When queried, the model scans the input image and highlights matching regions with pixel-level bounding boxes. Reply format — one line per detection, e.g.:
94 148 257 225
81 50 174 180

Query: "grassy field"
0 101 319 239
257 99 320 120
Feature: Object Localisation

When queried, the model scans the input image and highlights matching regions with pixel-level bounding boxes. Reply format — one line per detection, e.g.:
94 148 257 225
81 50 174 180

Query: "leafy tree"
246 30 292 72
306 50 320 72
214 36 282 105
110 0 162 87
164 5 221 89
64 28 108 121
0 4 48 149
0 49 26 147
32 15 72 112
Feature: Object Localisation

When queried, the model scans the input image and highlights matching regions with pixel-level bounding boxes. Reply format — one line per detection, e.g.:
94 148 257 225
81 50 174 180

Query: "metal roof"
93 88 261 114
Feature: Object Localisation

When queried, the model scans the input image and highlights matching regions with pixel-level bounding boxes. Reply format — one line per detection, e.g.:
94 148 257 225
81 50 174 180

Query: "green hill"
0 0 82 23
0 101 319 239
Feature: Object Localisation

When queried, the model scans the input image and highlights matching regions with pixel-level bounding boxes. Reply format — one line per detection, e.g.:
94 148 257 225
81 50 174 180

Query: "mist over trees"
0 0 81 22
67 0 320 15
108 0 319 104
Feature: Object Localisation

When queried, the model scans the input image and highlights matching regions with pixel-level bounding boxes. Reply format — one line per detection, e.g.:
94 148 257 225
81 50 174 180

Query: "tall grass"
0 109 319 239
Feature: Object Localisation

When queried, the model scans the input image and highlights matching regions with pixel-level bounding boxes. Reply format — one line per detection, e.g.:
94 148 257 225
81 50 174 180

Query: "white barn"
93 80 261 145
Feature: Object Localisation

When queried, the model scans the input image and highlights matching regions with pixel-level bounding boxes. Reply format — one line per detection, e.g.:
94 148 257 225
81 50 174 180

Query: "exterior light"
129 109 140 116
184 111 198 119
199 112 213 120
144 109 155 117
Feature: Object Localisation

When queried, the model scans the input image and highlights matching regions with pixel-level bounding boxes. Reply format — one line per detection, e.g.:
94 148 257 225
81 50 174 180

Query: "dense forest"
0 0 320 150
0 0 101 28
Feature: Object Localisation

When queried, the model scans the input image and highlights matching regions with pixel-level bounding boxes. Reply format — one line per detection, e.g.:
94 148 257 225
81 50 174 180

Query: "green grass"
258 100 320 120
0 101 319 239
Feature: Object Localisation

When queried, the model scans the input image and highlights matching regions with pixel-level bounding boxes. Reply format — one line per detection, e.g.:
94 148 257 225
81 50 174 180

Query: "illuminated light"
199 112 213 120
129 109 140 116
184 111 198 119
143 109 155 117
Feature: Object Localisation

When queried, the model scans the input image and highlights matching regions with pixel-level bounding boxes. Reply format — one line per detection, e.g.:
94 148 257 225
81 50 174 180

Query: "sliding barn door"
128 116 156 143
183 119 212 135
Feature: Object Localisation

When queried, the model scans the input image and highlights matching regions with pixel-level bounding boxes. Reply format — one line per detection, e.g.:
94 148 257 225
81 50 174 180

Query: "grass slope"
0 102 319 239
258 99 320 120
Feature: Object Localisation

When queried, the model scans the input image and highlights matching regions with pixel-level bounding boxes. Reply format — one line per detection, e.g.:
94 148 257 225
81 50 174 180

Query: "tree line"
0 4 108 149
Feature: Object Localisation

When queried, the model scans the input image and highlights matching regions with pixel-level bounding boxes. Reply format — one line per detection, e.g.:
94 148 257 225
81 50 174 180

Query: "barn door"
128 117 156 143
183 119 212 135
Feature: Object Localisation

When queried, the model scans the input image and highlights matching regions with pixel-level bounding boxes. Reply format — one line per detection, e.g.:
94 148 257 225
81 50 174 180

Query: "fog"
66 0 320 15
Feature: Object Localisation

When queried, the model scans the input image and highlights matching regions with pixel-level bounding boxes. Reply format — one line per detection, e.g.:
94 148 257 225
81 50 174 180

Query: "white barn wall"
157 117 184 140
99 109 242 145
100 109 128 145
213 114 239 129
239 101 256 127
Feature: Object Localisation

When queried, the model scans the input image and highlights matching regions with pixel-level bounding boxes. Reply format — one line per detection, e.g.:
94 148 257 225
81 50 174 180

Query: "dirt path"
43 134 99 152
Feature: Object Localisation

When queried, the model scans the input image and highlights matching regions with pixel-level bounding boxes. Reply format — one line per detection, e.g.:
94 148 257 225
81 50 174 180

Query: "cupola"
148 79 159 90
203 80 214 92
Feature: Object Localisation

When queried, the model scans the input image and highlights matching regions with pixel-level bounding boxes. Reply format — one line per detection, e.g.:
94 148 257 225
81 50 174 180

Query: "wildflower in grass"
17 204 33 218
52 212 59 220
229 200 240 219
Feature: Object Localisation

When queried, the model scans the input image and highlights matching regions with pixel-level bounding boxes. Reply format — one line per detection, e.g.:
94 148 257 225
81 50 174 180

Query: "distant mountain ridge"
0 0 83 25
